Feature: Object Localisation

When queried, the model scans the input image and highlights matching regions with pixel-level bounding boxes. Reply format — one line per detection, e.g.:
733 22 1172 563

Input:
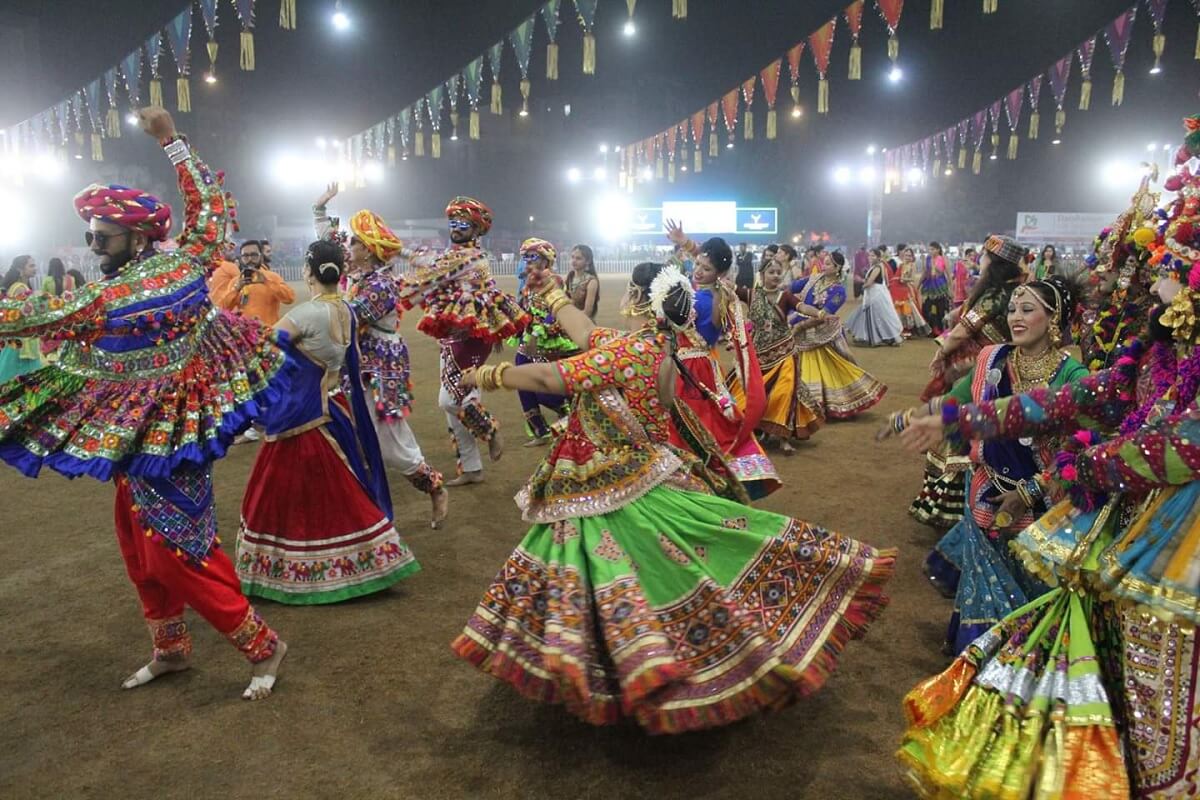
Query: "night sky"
0 0 1196 252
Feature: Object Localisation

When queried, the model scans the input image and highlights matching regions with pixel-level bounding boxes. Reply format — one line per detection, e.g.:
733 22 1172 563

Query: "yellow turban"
350 209 403 262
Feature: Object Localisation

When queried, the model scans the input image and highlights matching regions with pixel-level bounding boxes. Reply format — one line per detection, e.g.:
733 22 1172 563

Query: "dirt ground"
0 277 955 800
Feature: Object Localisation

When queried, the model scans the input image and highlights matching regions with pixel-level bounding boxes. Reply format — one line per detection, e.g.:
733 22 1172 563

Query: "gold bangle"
495 361 513 390
474 364 495 391
542 286 571 312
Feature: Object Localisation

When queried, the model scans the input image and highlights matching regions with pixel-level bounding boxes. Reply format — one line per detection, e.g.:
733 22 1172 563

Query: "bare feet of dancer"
122 656 191 689
243 640 288 701
431 487 449 529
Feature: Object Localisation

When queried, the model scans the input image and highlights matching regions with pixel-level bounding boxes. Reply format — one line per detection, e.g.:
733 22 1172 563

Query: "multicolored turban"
349 209 404 262
520 237 557 264
983 234 1028 266
445 196 493 236
73 184 172 241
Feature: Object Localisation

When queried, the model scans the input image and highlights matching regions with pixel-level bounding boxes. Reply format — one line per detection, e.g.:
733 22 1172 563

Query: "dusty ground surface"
0 277 954 800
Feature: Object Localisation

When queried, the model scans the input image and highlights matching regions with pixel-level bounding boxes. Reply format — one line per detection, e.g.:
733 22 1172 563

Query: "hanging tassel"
673 0 687 19
432 132 441 159
972 150 982 174
1028 111 1039 139
387 145 396 166
958 146 967 169
91 132 103 161
983 0 997 12
1079 78 1092 110
1055 108 1066 134
990 133 999 151
74 131 84 147
450 112 460 140
415 131 424 157
176 78 191 112
1152 33 1165 73
150 79 163 108
656 155 664 178
470 110 480 140
744 110 753 140
520 79 531 116
1111 70 1124 106
933 158 942 175
240 30 255 71
766 109 777 140
106 108 121 138
1007 133 1018 159
583 33 596 74
709 132 718 158
279 0 296 29
207 41 219 69
817 78 829 114
849 42 862 79
490 82 502 115
930 0 943 30
887 36 899 61
668 162 675 182
547 42 559 80
790 84 799 104
1195 23 1200 59
694 148 702 172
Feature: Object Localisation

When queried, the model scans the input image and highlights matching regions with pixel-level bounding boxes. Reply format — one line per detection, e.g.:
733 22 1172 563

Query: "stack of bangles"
475 362 514 391
1014 477 1044 509
889 409 915 434
539 285 572 315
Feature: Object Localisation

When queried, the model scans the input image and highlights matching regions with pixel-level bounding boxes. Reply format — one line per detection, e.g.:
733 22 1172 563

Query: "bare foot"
242 640 288 701
122 657 191 689
488 431 504 462
430 488 449 529
445 470 484 487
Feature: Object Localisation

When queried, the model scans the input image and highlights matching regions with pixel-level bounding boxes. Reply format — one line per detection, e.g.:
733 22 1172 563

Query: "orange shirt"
212 267 295 326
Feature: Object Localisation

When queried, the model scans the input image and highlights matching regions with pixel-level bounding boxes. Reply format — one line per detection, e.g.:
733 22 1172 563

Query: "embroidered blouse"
399 244 529 344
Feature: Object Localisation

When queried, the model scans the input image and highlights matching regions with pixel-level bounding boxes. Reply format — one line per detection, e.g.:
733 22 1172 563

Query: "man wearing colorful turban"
0 107 287 702
312 182 448 527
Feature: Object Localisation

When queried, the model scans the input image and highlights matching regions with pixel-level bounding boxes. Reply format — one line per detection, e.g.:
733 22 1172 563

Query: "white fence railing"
274 258 644 282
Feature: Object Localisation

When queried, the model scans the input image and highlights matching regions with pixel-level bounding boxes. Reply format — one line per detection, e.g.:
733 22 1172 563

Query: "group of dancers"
6 104 1200 795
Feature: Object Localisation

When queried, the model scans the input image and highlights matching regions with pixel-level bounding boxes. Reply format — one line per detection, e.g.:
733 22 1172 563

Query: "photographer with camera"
213 240 295 326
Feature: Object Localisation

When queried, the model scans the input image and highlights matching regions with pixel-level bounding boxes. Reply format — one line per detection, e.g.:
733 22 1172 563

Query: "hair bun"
316 261 341 283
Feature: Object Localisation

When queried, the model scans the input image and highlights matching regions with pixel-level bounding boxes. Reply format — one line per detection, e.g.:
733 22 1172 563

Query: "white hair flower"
648 265 694 322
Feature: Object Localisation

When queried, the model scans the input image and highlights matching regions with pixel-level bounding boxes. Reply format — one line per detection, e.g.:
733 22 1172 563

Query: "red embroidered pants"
114 476 277 664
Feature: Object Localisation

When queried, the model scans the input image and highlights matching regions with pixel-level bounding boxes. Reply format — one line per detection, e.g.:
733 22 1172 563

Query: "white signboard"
1015 211 1120 244
661 201 738 234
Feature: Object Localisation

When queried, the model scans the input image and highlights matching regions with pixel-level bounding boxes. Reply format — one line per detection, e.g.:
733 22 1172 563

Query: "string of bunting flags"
337 0 687 187
1 0 297 163
619 0 1198 194
883 0 1191 194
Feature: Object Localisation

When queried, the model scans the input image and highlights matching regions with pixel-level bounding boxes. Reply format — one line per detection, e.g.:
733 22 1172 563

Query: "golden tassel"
887 36 899 61
958 146 967 169
74 131 84 147
414 131 424 157
744 110 753 140
790 84 799 104
176 78 190 112
240 31 255 71
91 132 103 161
546 43 559 81
930 0 943 29
520 79 531 116
1079 78 1092 110
279 0 296 29
490 82 502 114
1195 23 1200 59
983 0 997 12
150 79 163 108
849 42 861 79
709 132 717 158
766 109 777 139
469 110 480 140
818 78 829 114
673 0 687 19
668 162 675 182
656 155 664 178
694 148 702 172
583 33 596 74
207 41 218 68
1007 133 1018 159
106 108 121 138
1111 71 1124 106
1153 33 1165 65
450 112 460 140
990 133 999 153
387 145 396 166
432 132 441 159
972 150 982 174
1028 111 1039 139
1055 108 1066 134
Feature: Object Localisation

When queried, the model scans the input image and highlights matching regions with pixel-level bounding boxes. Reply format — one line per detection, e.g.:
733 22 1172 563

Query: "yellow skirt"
731 353 822 442
797 343 886 419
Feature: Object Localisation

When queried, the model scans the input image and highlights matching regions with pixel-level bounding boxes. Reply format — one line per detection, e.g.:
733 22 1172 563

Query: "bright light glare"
362 161 384 183
1101 160 1145 189
943 167 953 176
1149 65 1162 75
599 143 609 154
450 132 458 141
888 65 903 83
623 20 636 36
204 72 217 84
566 167 582 183
594 193 632 241
315 137 327 149
0 187 28 248
791 106 803 118
1051 137 1062 145
1147 142 1158 152
832 166 852 185
126 113 139 126
906 167 923 184
592 167 607 181
518 108 529 117
33 153 65 181
725 141 734 150
857 166 876 184
639 166 653 181
332 10 350 30
866 144 877 155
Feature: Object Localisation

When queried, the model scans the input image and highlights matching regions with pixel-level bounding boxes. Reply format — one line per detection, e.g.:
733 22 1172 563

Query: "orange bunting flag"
691 109 706 171
786 42 806 107
844 0 864 79
875 0 904 61
808 18 838 113
707 101 719 157
721 89 739 147
759 58 781 138
741 76 756 139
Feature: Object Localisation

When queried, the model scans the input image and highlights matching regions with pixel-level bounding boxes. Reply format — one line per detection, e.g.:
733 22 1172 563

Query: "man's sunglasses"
85 230 131 248
521 252 544 263
448 219 473 232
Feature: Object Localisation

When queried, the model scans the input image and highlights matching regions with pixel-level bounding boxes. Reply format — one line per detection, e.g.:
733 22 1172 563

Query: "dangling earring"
1050 313 1062 347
